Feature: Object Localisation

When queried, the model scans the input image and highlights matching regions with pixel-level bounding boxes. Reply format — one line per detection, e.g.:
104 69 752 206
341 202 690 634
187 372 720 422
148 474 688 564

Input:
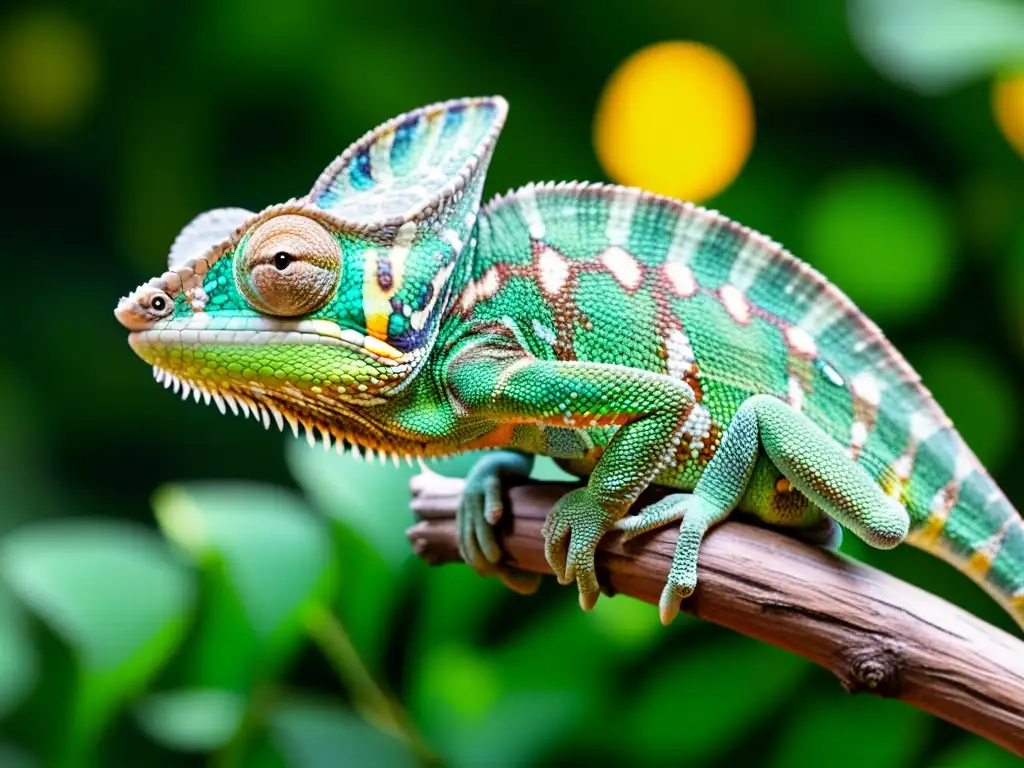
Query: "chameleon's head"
115 96 507 451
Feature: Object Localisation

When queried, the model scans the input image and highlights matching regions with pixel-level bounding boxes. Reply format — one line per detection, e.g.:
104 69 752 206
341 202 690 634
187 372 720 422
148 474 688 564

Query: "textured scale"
115 96 1024 631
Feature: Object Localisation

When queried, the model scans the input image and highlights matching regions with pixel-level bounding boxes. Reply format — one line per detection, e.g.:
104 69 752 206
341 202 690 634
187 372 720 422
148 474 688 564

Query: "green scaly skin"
116 96 1024 630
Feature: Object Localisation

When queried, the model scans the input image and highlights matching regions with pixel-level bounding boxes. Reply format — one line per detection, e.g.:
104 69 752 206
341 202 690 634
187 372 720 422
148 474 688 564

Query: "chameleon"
115 96 1024 630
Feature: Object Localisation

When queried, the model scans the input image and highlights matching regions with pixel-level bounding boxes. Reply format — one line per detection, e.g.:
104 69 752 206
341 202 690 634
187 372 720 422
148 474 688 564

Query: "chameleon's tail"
905 476 1024 633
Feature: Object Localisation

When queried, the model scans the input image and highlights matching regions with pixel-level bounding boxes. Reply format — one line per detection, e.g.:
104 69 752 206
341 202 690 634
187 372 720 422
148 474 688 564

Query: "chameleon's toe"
614 493 690 542
457 451 539 594
658 578 694 625
657 494 727 625
542 487 617 608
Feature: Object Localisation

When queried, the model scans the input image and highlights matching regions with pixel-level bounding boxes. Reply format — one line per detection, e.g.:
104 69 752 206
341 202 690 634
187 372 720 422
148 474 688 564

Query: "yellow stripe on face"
362 221 418 341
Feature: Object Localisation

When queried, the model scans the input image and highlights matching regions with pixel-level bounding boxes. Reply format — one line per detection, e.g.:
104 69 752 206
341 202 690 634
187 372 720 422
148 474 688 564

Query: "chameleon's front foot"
542 487 621 610
458 451 541 595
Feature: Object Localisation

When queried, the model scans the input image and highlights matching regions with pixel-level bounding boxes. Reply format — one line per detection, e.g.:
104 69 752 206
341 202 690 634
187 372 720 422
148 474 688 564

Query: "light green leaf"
267 700 416 768
0 741 35 768
848 0 1024 94
0 582 37 718
770 693 931 768
134 688 245 752
612 631 810 762
801 167 953 324
154 481 337 684
285 438 413 571
0 519 193 761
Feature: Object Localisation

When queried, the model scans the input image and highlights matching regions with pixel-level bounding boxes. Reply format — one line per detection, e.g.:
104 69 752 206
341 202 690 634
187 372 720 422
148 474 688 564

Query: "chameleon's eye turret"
235 214 341 317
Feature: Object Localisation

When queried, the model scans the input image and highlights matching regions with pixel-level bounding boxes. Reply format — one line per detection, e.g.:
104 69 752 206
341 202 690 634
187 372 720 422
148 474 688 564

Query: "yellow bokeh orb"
594 41 754 203
993 70 1024 159
0 9 99 137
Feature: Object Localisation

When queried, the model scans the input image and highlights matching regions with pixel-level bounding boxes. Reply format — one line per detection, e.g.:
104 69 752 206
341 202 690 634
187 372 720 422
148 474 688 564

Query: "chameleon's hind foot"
614 493 690 541
640 494 730 625
457 451 540 595
542 487 619 610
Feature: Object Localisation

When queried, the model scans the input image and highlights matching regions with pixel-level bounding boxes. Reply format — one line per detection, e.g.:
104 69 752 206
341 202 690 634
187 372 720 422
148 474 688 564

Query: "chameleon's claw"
542 487 618 607
658 579 693 625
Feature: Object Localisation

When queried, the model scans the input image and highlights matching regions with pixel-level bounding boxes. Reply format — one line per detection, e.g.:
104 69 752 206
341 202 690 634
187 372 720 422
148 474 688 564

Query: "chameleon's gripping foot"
458 452 541 595
617 493 728 625
542 487 619 610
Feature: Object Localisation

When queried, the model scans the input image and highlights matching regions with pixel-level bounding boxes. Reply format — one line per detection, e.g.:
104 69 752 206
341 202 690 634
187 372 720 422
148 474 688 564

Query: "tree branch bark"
406 472 1024 757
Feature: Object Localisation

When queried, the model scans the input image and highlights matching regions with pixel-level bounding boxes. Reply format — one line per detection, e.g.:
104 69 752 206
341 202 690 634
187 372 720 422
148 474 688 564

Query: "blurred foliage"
1 0 1023 765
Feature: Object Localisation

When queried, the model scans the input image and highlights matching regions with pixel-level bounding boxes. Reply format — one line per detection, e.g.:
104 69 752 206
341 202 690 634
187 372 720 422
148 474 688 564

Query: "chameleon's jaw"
126 316 431 461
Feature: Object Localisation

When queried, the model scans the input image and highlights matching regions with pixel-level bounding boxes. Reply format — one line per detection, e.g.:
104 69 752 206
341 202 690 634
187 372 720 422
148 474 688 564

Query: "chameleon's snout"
114 285 174 331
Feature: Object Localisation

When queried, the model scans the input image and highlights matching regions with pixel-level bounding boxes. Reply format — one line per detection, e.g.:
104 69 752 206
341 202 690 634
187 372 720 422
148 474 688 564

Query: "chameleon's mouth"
127 315 405 362
128 315 431 462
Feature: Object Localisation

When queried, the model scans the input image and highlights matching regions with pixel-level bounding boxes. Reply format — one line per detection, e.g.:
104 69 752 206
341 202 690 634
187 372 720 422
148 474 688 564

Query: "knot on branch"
841 645 903 697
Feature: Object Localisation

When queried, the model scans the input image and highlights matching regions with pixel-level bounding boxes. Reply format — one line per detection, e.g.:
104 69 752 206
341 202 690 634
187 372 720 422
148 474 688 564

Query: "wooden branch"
406 473 1024 757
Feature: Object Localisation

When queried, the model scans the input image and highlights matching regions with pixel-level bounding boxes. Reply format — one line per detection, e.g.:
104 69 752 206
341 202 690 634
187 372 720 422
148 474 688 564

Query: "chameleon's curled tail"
905 477 1024 633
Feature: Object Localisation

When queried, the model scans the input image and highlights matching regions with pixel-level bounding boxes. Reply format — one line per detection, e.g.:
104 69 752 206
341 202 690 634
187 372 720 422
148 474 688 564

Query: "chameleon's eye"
235 215 341 317
151 295 167 312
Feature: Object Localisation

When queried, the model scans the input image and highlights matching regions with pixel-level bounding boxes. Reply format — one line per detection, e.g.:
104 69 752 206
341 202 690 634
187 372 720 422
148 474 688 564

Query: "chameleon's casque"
116 96 1024 631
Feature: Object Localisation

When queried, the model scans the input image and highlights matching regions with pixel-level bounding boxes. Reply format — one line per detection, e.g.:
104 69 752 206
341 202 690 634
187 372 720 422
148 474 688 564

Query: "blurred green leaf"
0 741 35 768
933 735 1022 767
154 481 336 688
849 0 1024 94
769 694 931 767
285 441 413 668
410 641 578 768
801 167 954 324
267 700 416 768
0 582 37 718
613 634 810 762
285 439 412 571
134 688 245 752
0 519 192 763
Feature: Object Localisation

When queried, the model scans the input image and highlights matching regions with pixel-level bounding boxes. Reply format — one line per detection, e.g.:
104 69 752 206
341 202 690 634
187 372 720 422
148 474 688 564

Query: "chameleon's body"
116 97 1024 630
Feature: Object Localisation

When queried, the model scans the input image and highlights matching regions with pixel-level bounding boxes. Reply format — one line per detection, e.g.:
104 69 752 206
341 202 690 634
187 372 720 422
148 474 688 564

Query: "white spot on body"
605 187 641 246
719 284 751 325
798 289 846 338
850 371 882 408
952 444 978 484
600 246 643 292
667 203 710 265
787 375 805 412
517 186 546 240
681 403 712 455
909 410 943 445
892 451 915 480
850 420 869 452
538 248 570 295
728 233 778 293
532 319 558 346
441 227 463 251
666 329 696 379
784 326 818 359
663 263 697 298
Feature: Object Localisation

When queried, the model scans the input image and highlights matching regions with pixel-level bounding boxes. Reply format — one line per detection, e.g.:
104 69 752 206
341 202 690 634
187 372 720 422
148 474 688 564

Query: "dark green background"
1 0 1022 766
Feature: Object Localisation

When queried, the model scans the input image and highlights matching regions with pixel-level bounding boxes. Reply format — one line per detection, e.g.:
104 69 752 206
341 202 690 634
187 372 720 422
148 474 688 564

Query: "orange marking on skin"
965 551 994 579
